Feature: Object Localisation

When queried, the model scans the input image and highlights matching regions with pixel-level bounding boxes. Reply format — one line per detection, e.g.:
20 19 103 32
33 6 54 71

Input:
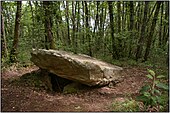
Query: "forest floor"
1 65 150 112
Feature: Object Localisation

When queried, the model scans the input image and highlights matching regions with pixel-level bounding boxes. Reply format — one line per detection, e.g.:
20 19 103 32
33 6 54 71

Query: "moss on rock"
11 69 53 91
63 82 82 94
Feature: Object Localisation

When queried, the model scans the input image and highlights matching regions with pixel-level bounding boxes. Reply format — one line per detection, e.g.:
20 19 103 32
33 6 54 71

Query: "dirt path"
1 66 148 112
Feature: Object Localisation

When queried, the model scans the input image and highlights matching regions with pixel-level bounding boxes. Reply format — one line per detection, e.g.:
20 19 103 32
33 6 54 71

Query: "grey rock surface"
30 49 123 86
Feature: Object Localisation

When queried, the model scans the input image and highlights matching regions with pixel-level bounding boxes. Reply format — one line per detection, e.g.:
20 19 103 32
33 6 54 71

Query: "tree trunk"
94 2 100 52
43 1 55 49
108 1 118 59
102 2 107 56
85 1 92 56
158 2 164 47
122 2 129 56
162 2 169 47
72 1 76 52
66 1 71 46
146 2 157 24
10 1 22 63
136 2 141 32
54 2 60 46
76 1 80 53
1 13 8 58
117 1 121 33
57 2 65 46
29 1 36 48
122 2 125 32
136 2 149 61
128 1 134 58
82 1 85 45
93 2 99 34
117 1 122 58
144 1 161 61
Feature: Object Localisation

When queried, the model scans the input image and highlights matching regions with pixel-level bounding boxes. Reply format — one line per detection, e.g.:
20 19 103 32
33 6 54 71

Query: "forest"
1 1 169 112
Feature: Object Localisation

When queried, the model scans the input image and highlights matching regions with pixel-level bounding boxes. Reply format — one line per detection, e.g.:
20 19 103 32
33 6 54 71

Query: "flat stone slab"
30 49 123 86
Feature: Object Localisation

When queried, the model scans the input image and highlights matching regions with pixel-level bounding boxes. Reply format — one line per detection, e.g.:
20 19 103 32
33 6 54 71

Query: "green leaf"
154 80 159 84
140 85 150 93
151 96 157 105
146 74 153 79
143 92 151 97
147 69 155 76
136 95 148 102
157 75 165 79
156 83 169 90
154 89 161 95
155 96 163 104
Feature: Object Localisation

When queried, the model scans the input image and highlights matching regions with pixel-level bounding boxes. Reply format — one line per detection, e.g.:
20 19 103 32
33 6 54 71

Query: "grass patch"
110 98 140 112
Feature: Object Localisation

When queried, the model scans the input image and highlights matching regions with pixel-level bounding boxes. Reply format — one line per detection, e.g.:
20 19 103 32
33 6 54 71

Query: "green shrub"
137 69 169 111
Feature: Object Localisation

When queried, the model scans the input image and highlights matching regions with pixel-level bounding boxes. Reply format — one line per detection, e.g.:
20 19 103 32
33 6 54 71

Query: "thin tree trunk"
108 1 118 59
57 2 65 46
10 1 22 63
136 2 149 61
54 2 60 46
158 2 164 47
122 2 125 32
29 1 36 48
94 2 99 52
93 2 99 34
82 1 85 45
162 2 169 47
66 1 71 46
136 2 141 32
43 1 55 49
128 1 134 58
103 2 107 56
144 1 161 61
117 1 122 58
84 1 92 56
1 13 8 58
72 1 76 52
76 1 80 53
146 2 157 24
123 2 129 56
117 1 121 33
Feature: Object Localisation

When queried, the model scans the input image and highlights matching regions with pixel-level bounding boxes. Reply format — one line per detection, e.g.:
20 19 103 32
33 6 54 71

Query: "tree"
43 1 55 49
93 1 100 52
29 1 36 48
65 1 71 46
144 1 162 61
117 1 122 57
117 1 121 33
2 1 168 69
158 2 164 47
128 1 134 57
10 1 22 63
108 1 118 59
76 1 80 52
1 7 8 58
71 1 76 52
136 2 149 61
162 2 169 47
84 1 92 56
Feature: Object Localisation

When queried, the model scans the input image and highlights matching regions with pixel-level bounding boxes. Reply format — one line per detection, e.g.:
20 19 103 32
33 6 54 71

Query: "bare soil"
1 65 149 112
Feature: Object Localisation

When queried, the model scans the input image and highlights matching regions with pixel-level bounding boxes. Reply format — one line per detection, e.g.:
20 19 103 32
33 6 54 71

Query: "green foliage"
137 69 168 111
111 98 140 112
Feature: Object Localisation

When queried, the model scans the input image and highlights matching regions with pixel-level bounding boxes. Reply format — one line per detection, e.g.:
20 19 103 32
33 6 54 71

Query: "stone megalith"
30 49 123 86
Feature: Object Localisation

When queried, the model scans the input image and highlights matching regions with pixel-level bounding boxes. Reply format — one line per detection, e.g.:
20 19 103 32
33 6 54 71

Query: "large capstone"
30 49 123 86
